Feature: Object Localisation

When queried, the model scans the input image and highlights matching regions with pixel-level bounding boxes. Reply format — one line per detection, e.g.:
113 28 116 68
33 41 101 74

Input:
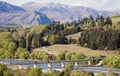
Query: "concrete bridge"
1 58 120 74
0 57 104 69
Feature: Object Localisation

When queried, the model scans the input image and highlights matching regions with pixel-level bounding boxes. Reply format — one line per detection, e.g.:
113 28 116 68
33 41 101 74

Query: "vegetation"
0 15 120 70
97 72 106 76
27 68 42 76
80 30 120 50
103 54 120 68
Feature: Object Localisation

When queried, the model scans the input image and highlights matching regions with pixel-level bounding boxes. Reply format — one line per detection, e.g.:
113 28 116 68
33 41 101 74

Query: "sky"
1 0 120 11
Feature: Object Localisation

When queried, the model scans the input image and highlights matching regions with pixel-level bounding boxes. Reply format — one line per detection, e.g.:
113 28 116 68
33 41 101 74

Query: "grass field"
66 32 82 40
111 15 120 25
33 44 120 57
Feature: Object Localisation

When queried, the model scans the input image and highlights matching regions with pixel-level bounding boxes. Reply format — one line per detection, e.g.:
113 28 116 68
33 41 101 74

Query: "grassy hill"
66 32 81 40
111 15 120 25
33 44 120 57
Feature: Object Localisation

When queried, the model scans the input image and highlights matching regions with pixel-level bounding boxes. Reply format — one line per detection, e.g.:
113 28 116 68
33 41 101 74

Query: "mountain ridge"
0 1 25 12
0 1 51 26
22 2 119 22
0 1 119 26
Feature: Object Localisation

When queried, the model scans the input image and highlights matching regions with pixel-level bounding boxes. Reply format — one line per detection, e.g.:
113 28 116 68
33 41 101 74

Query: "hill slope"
34 44 119 57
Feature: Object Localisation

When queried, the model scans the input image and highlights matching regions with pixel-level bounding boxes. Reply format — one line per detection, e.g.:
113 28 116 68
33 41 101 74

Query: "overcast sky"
2 0 120 11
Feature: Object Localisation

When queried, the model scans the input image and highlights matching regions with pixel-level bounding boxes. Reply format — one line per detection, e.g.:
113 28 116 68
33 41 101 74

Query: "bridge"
0 57 103 65
0 58 104 69
0 58 120 74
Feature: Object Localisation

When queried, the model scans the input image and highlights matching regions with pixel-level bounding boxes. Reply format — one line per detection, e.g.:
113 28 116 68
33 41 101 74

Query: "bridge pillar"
95 61 103 66
33 64 37 68
48 63 51 70
74 62 78 69
61 62 65 68
18 65 22 69
88 61 91 66
74 62 78 67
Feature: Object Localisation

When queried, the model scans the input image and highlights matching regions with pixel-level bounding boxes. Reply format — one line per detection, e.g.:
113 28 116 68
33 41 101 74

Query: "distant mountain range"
22 2 119 22
0 1 51 26
0 1 119 26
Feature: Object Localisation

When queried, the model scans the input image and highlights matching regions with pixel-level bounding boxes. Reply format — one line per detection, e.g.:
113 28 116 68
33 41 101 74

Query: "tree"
70 70 94 76
31 34 42 49
14 70 20 76
26 34 32 51
31 37 35 49
15 48 29 59
0 64 7 76
104 16 112 25
8 41 17 52
57 52 65 60
108 72 119 76
3 70 11 76
18 37 26 48
88 15 94 21
97 72 106 76
27 68 42 76
65 53 72 60
103 54 120 68
46 70 60 76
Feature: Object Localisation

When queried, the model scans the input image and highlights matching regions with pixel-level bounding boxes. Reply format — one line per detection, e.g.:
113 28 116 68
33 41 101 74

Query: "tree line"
80 30 120 50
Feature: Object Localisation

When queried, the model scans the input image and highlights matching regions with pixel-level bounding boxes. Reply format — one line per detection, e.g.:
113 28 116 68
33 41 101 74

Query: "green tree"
15 48 29 59
108 72 119 76
104 16 112 25
26 34 32 51
27 68 42 76
70 70 94 76
103 54 120 68
14 70 20 76
57 52 65 60
97 72 106 76
0 64 7 76
8 41 17 52
3 70 11 76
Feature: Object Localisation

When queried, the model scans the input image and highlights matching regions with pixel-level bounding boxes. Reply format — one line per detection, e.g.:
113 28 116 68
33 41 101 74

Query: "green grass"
66 32 82 40
30 25 47 34
111 15 120 25
33 44 120 57
0 32 10 40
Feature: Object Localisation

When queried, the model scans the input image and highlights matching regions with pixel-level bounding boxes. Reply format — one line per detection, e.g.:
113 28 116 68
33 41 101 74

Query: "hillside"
33 44 120 57
66 32 82 40
111 15 120 25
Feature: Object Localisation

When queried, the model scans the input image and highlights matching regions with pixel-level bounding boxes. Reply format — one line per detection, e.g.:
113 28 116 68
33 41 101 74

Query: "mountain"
0 1 25 12
0 1 119 26
22 2 119 22
0 1 51 26
0 11 51 26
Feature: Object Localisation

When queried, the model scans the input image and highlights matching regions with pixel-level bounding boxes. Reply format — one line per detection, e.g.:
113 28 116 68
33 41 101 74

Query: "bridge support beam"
34 64 37 68
61 62 65 68
48 63 51 70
